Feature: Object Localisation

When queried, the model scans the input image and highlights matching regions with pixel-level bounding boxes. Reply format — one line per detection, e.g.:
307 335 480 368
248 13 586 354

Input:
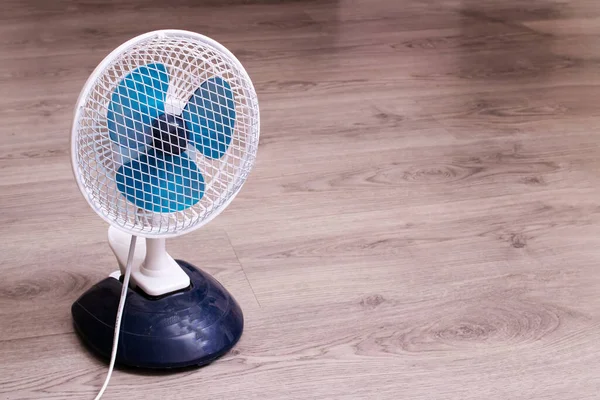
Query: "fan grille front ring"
71 30 260 238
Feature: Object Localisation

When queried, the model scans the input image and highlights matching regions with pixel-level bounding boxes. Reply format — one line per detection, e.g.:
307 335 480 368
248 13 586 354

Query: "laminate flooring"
2 0 600 399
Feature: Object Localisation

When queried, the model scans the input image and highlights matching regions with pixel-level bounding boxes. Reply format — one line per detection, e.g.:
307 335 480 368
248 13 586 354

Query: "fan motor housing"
152 113 188 155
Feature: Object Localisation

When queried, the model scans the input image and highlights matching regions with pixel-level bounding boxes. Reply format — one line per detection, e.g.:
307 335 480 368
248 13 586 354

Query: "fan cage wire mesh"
72 30 259 238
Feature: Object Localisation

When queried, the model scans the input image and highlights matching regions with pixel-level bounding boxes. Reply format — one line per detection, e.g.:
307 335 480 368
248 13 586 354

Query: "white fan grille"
72 31 259 237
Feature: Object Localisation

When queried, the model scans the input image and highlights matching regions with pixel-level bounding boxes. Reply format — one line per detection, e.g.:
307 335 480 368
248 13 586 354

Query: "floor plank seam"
224 229 262 309
0 330 74 344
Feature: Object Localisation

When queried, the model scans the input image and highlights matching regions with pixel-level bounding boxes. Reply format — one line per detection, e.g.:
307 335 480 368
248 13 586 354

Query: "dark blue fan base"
71 260 243 369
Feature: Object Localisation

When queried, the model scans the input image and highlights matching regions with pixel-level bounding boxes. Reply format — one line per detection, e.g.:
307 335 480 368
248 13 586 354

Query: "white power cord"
94 235 137 400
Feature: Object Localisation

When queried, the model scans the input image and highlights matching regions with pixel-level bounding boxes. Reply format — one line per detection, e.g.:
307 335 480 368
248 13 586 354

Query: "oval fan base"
71 260 243 369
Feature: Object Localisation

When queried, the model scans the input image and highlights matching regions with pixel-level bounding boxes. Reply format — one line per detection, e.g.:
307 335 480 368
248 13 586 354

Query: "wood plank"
3 0 600 398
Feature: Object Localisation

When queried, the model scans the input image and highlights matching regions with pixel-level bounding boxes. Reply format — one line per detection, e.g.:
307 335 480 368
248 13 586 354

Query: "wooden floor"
3 0 600 398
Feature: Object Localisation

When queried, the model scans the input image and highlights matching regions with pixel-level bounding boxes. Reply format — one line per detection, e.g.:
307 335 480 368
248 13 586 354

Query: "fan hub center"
152 114 188 155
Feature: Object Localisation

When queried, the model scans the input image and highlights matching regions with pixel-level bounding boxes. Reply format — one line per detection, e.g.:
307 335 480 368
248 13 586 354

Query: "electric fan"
70 29 259 383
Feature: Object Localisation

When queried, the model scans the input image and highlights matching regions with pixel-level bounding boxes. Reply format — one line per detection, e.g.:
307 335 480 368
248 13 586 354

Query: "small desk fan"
70 29 259 392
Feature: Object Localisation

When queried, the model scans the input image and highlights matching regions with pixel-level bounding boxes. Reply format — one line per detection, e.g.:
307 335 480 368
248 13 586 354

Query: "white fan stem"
94 235 137 400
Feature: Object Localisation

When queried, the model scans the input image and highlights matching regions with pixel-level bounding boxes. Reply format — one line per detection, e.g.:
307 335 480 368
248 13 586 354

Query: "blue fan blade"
115 150 205 213
107 63 169 154
181 77 236 159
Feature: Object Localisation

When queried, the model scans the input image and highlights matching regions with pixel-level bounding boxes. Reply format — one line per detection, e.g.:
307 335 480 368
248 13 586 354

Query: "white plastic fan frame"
70 29 260 240
71 30 259 296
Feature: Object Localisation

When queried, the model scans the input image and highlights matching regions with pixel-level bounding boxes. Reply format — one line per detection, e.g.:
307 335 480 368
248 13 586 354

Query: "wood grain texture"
2 0 600 399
